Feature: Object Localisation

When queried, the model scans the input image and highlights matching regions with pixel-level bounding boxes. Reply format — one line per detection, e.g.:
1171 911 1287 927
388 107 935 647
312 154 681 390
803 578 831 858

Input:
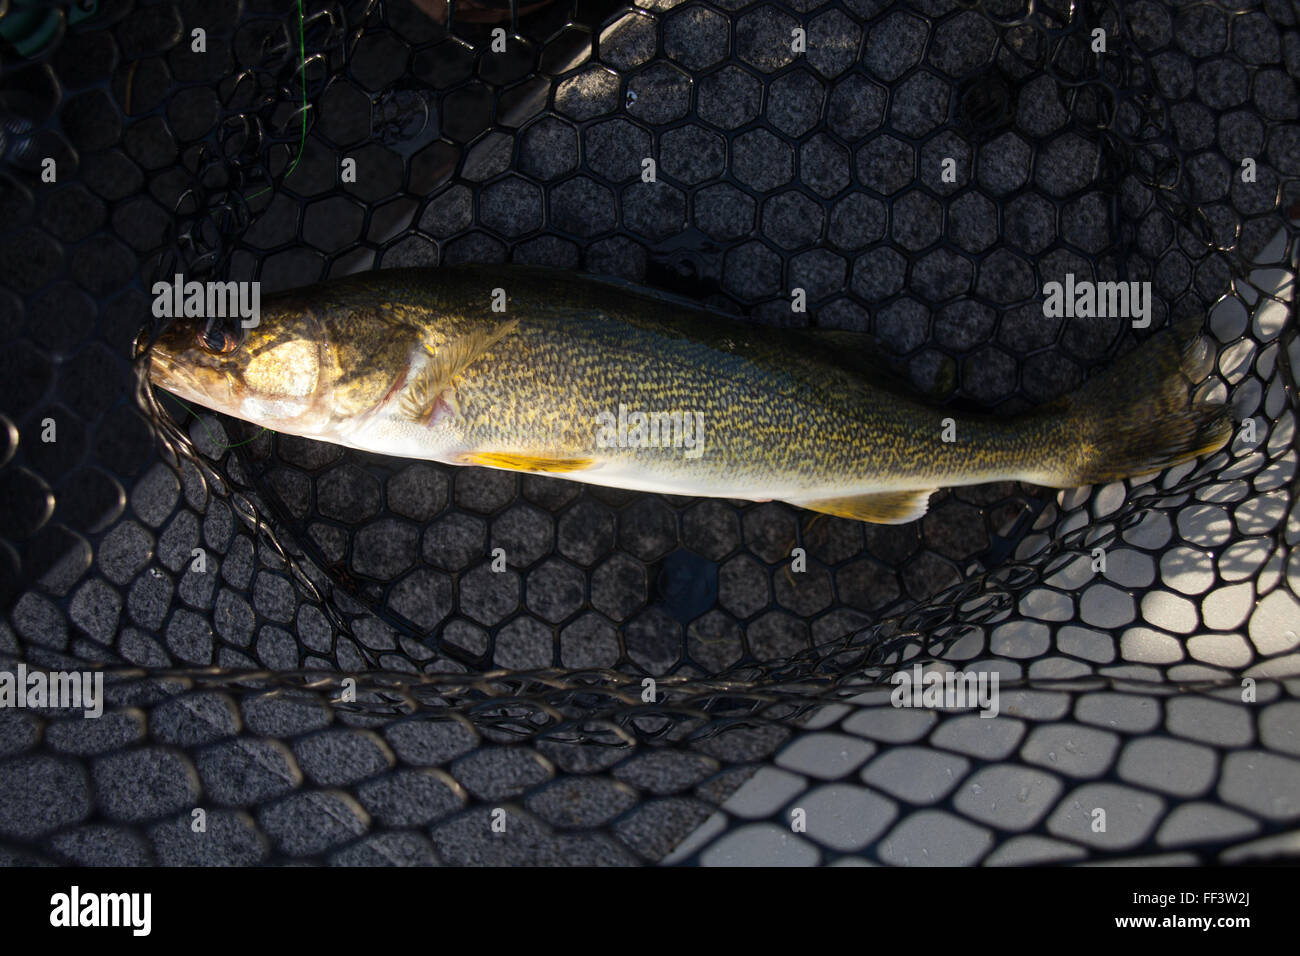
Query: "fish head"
148 305 327 430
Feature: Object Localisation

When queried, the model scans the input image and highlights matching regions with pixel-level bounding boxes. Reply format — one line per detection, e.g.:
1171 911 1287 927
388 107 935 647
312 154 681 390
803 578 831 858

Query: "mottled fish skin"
373 269 1049 493
148 265 1230 522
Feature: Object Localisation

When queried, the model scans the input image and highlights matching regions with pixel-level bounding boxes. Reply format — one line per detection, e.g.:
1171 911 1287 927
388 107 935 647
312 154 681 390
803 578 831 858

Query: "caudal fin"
1045 320 1232 487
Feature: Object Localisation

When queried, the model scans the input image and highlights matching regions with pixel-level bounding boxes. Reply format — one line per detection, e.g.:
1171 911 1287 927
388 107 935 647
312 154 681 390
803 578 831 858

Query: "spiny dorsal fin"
400 318 519 423
785 488 936 524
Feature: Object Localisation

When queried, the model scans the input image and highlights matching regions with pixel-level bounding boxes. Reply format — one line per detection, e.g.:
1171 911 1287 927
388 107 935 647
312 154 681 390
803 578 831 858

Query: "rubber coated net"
1 0 1297 864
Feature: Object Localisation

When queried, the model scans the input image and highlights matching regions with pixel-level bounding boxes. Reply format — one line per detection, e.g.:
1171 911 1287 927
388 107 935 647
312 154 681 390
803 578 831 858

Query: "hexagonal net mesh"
1 0 1297 864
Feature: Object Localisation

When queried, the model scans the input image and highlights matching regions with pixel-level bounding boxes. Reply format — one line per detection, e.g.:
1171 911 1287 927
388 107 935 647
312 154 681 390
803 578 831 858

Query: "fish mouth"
147 350 235 413
146 350 191 393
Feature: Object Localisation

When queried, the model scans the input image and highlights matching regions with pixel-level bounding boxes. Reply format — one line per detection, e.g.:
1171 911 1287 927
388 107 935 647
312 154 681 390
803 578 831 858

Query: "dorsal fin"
803 329 957 401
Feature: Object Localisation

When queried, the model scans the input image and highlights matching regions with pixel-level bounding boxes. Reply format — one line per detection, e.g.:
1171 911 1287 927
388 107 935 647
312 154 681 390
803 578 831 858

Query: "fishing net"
1 0 1297 865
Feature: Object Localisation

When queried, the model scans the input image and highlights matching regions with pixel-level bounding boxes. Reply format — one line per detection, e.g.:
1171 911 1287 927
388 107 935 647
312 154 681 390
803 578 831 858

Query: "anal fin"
785 489 936 524
459 451 597 474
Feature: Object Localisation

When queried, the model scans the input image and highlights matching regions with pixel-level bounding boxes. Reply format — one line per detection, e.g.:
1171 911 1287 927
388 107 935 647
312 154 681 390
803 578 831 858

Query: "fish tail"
1037 319 1233 487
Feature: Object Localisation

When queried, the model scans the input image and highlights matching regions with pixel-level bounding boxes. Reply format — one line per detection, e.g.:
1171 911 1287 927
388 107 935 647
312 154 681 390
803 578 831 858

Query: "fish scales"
321 268 1038 490
147 265 1231 523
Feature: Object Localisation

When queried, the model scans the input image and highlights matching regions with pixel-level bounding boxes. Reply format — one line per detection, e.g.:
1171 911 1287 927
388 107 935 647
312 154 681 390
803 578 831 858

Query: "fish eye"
197 323 239 355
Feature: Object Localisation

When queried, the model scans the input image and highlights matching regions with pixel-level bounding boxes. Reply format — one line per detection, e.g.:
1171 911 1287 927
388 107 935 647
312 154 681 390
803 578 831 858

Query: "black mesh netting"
1 0 1298 865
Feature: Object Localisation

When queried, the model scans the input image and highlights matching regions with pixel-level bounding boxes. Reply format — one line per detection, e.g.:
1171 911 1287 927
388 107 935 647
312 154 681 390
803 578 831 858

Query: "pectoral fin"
458 452 597 474
786 489 936 524
400 319 519 423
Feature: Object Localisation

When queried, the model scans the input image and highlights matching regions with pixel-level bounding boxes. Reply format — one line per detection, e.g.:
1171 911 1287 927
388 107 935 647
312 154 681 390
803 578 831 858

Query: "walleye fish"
147 266 1232 524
